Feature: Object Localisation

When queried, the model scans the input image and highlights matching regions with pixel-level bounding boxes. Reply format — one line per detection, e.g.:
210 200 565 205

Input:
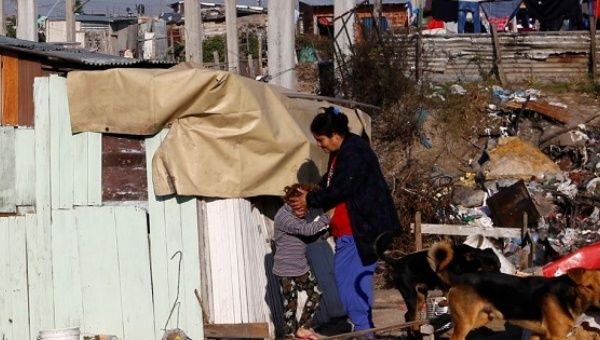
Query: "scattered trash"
486 180 540 228
450 84 467 95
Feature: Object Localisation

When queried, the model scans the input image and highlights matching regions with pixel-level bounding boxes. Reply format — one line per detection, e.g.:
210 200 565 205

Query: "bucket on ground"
38 326 80 340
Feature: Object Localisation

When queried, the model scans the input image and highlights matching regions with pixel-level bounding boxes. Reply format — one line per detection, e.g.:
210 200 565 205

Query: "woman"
290 106 401 333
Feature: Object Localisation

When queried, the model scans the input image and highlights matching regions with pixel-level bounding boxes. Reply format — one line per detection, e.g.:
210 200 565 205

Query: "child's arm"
278 211 330 237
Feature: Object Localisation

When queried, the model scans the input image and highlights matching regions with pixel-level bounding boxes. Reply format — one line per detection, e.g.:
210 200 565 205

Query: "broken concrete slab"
482 137 561 180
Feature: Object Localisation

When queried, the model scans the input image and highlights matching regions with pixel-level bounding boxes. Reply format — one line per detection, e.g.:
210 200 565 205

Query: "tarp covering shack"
67 64 371 197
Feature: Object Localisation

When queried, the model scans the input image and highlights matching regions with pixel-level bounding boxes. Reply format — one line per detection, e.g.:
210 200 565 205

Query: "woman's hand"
327 208 335 218
289 188 308 212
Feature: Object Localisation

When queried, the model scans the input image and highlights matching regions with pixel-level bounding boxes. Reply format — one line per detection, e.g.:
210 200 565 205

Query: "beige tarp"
67 64 371 197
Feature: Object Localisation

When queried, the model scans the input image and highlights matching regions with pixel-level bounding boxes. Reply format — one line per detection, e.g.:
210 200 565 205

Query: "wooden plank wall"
199 197 345 337
145 130 204 340
0 216 30 340
0 127 35 213
0 53 42 127
51 206 155 339
47 75 102 208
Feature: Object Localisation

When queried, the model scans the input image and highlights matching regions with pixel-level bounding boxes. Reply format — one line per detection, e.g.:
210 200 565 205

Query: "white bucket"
38 327 80 340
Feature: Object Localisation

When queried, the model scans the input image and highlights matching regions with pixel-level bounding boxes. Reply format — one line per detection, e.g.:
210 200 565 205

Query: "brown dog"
376 236 501 337
446 268 600 340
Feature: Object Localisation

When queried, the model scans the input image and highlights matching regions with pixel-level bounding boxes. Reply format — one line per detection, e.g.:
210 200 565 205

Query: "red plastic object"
542 242 600 277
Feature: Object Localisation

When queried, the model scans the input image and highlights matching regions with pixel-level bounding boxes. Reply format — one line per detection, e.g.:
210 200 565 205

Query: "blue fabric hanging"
480 0 523 31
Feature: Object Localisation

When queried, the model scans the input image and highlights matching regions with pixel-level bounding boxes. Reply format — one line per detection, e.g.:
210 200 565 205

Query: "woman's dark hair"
310 106 350 137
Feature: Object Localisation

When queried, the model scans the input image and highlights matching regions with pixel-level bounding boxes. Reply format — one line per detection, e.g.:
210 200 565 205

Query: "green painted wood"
49 75 74 209
0 127 16 213
114 206 155 339
0 218 11 339
31 77 56 339
15 128 36 206
145 130 171 339
87 132 102 205
51 209 83 329
72 132 89 205
76 206 124 338
146 129 204 339
9 216 30 340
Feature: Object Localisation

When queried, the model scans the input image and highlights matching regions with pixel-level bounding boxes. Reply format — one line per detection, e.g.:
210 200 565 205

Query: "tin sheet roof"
0 36 173 67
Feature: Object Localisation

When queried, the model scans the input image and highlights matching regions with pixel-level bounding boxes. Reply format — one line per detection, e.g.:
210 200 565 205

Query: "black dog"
376 235 501 336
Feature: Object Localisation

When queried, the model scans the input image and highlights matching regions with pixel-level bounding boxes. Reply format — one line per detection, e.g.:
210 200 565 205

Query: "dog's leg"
448 288 478 340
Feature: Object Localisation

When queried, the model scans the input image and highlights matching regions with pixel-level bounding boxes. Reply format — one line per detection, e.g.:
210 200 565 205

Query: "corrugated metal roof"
0 36 173 67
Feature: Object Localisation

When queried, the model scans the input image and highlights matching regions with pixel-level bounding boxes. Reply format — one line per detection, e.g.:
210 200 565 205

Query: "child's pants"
458 1 481 33
277 271 321 336
334 236 377 332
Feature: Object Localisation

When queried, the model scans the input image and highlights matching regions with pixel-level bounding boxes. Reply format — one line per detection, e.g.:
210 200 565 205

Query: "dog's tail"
374 231 398 264
427 242 454 273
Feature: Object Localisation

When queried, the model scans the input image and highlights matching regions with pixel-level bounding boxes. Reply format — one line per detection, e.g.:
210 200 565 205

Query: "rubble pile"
438 85 600 268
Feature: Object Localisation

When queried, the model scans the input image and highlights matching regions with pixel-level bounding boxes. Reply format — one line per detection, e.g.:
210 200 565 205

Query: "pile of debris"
436 84 600 268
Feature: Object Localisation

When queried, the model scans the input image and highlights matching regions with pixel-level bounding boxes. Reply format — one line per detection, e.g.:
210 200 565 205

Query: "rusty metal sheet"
18 58 42 127
1 53 18 126
487 180 539 228
102 135 147 202
504 100 573 124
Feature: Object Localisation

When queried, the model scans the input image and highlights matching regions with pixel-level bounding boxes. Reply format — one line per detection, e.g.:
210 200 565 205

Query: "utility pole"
225 0 239 73
17 0 37 41
267 0 296 90
66 0 76 42
0 0 5 36
184 0 203 64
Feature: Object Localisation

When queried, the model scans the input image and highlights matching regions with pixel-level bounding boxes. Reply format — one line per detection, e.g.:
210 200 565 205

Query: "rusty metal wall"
400 31 599 83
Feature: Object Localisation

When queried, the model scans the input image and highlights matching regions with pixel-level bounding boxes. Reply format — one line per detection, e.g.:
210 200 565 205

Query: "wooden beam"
203 323 270 339
410 223 522 239
225 0 239 73
279 90 381 111
490 25 507 86
268 0 296 89
16 0 36 41
66 0 76 42
414 211 422 251
0 0 5 36
185 0 203 64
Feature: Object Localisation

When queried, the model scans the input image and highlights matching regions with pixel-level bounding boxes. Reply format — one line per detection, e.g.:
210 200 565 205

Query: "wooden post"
257 32 263 74
248 54 255 78
0 0 5 36
268 0 296 90
591 0 597 81
490 25 507 86
373 0 382 31
225 0 239 73
213 50 220 69
184 0 203 64
66 0 76 42
17 0 37 41
415 211 422 251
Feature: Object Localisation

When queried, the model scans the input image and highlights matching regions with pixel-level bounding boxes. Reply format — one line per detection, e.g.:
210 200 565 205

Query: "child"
273 183 331 339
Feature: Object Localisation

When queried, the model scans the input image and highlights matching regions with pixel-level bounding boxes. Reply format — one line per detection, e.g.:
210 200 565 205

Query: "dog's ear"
567 268 587 284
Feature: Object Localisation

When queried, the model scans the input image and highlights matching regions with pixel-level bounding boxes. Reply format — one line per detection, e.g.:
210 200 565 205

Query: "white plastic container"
38 327 80 340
